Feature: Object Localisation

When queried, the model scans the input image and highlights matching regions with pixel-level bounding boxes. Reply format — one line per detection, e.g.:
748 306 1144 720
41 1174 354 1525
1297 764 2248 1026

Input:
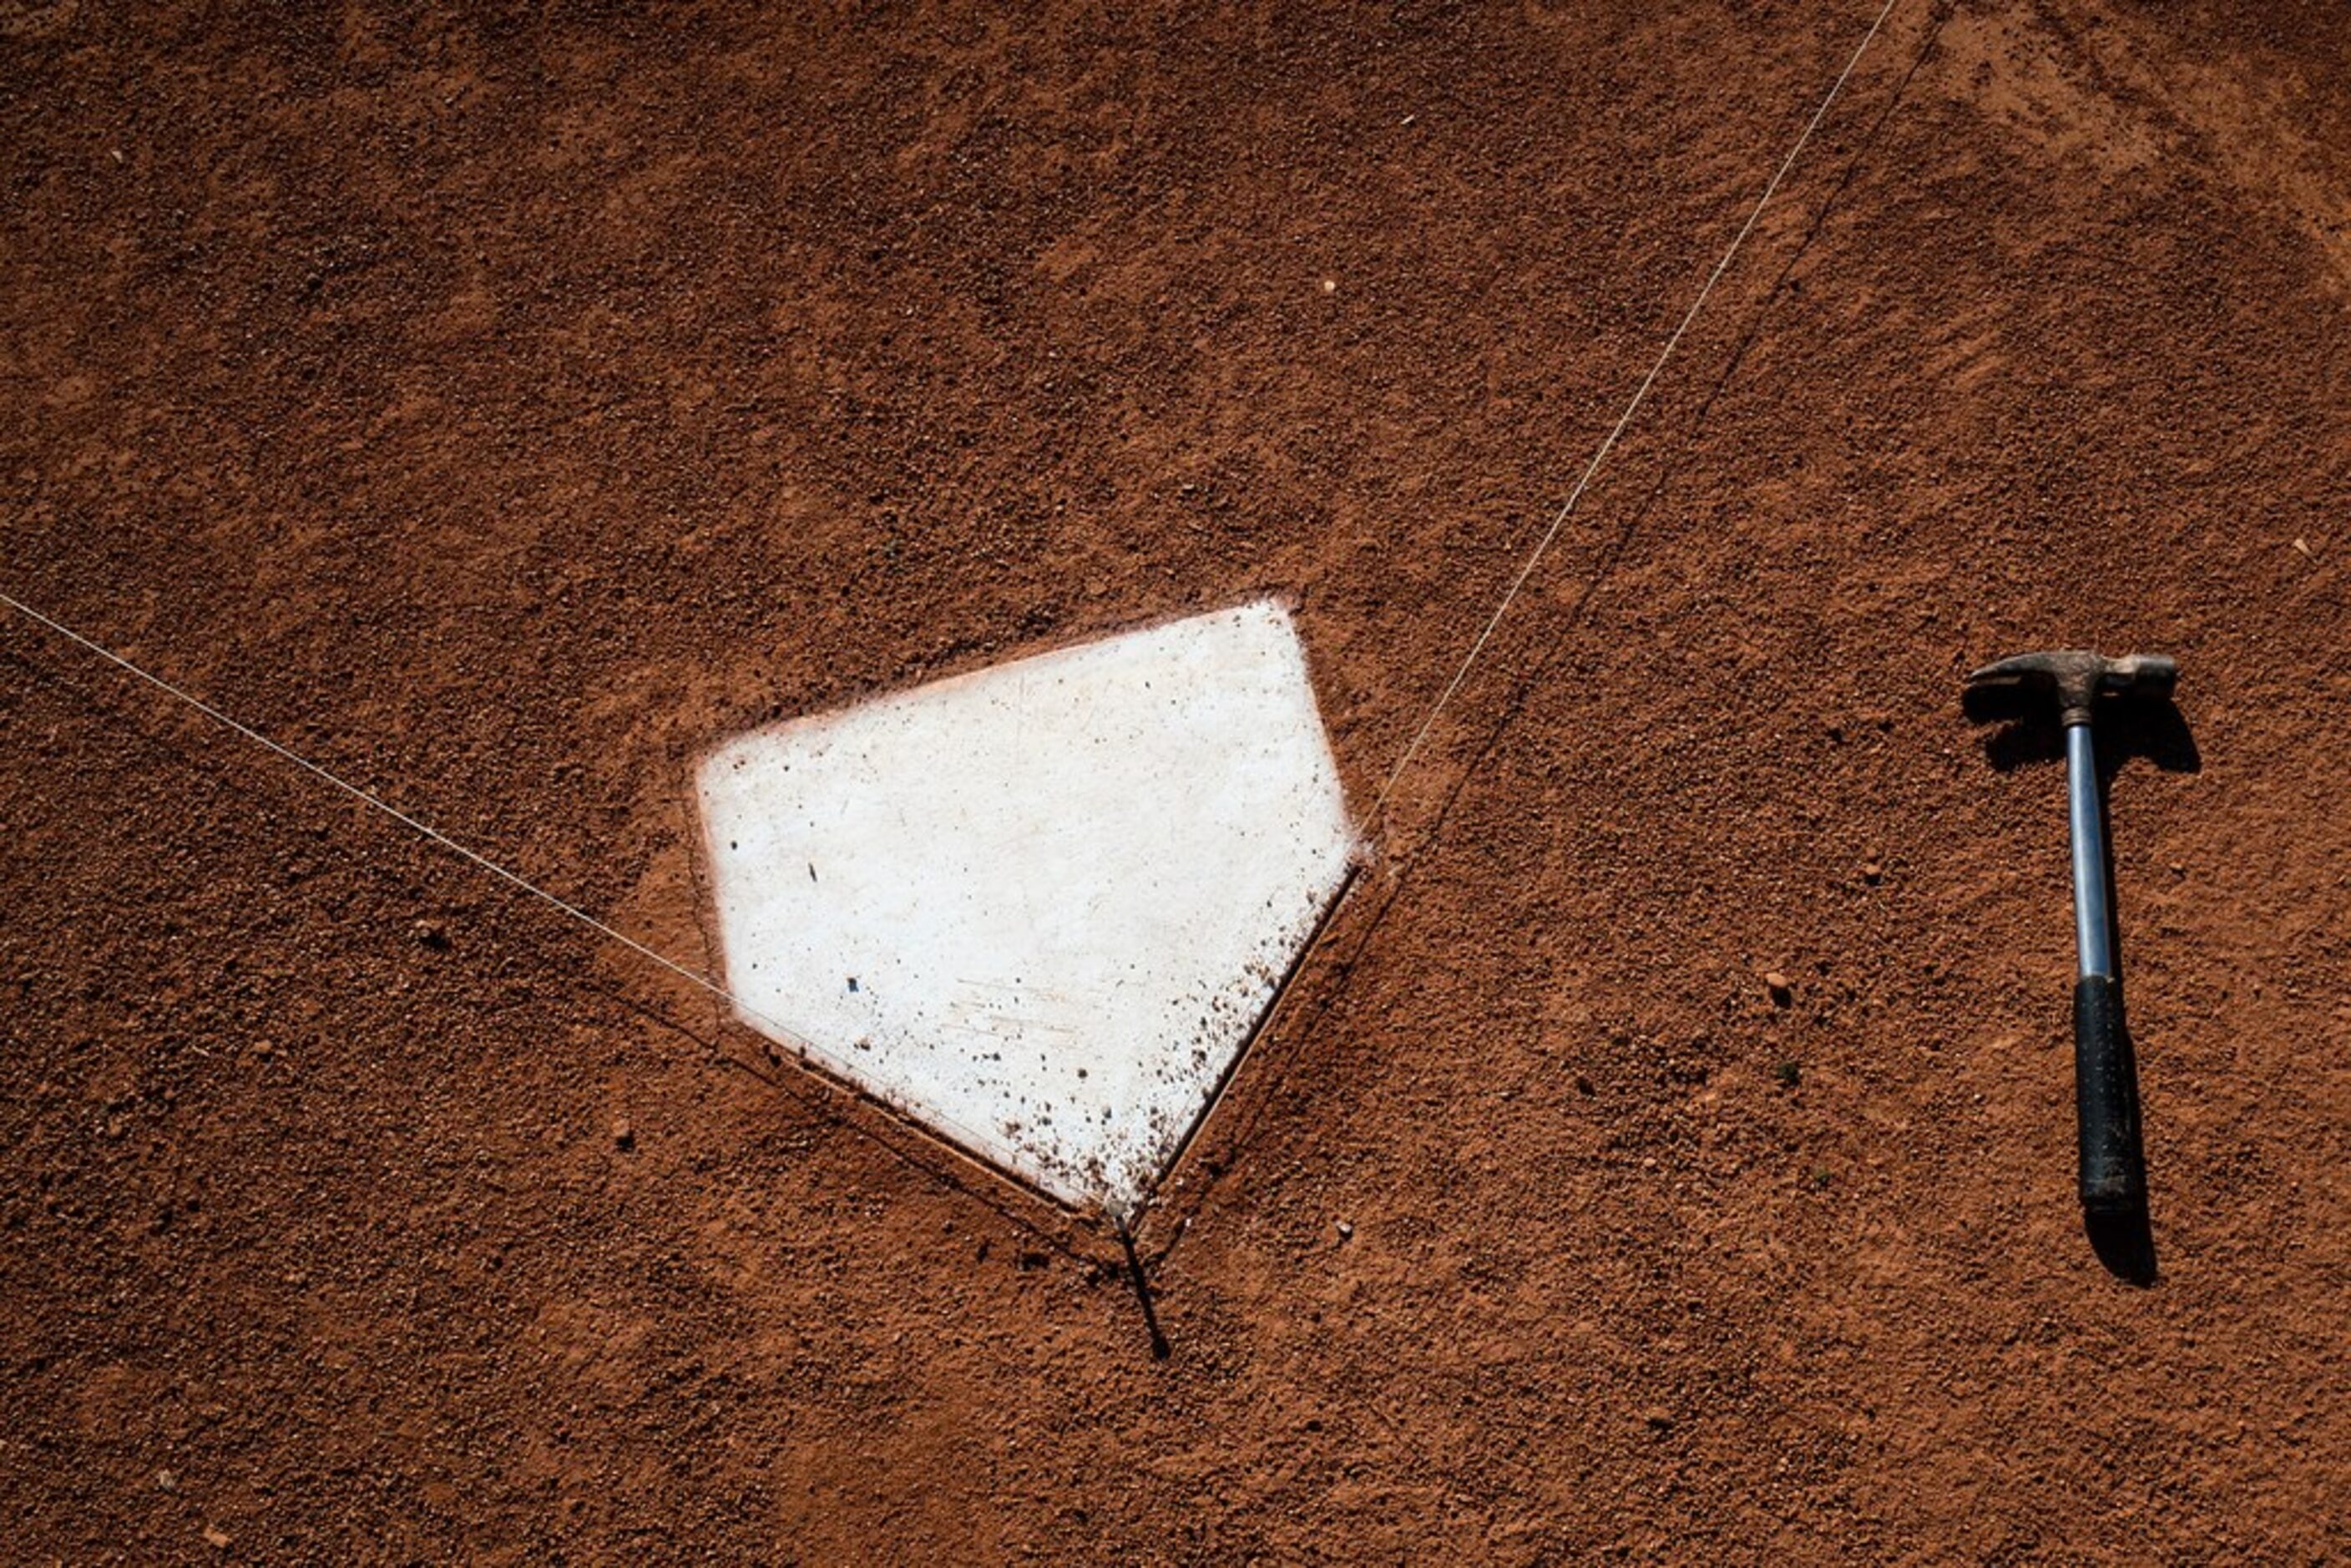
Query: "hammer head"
1966 650 2177 725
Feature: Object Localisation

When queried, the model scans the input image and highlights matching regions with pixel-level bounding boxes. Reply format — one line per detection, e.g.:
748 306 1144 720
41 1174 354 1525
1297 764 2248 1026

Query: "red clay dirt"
4 0 2348 1560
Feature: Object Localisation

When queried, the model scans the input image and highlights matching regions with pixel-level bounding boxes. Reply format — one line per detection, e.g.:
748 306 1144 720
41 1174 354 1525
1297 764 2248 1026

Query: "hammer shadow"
1965 685 2192 1286
2086 1196 2158 1285
1963 683 2202 777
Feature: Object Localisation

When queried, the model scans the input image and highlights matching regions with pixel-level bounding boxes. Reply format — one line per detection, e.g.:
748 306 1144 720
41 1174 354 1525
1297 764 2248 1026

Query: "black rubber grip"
2073 974 2147 1214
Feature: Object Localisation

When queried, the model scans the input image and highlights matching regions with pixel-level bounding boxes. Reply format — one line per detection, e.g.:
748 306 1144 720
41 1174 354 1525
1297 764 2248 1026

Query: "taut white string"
1373 0 1905 825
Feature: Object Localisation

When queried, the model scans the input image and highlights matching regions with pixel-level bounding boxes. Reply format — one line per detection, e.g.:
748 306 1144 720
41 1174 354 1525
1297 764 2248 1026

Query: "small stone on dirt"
610 1117 634 1151
410 919 449 951
1336 1220 1354 1241
1643 1406 1675 1432
155 1469 177 1493
1862 862 1883 885
1763 971 1792 1006
204 1525 232 1549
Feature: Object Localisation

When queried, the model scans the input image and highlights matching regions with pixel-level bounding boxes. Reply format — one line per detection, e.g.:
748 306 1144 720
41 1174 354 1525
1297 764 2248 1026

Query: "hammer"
1966 649 2177 1217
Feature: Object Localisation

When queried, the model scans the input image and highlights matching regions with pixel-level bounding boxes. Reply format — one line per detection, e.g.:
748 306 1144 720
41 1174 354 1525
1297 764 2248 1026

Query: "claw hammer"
1966 650 2177 1216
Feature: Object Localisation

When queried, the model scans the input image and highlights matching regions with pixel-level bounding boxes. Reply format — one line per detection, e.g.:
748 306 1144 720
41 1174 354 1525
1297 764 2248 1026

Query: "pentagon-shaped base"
695 599 1358 1215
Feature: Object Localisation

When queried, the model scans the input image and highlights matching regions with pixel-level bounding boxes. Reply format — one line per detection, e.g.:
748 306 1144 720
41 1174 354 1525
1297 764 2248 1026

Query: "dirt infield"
4 0 2347 1560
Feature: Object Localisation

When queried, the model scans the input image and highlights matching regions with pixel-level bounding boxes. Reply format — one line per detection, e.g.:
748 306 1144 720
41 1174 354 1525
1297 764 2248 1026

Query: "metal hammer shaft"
2061 715 2144 1215
2065 722 2115 979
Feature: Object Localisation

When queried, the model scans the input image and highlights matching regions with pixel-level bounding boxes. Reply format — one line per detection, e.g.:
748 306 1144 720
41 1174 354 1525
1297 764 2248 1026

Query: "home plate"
695 599 1359 1216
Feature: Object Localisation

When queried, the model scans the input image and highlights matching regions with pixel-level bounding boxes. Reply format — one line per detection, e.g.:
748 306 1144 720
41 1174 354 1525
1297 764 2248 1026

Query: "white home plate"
695 599 1358 1216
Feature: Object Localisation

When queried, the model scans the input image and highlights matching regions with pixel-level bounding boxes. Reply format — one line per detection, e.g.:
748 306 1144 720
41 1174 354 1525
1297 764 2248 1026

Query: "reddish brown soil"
5 0 2348 1560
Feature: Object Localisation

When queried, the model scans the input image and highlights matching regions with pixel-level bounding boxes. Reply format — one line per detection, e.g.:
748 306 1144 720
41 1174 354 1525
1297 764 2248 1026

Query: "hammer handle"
2073 974 2147 1213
